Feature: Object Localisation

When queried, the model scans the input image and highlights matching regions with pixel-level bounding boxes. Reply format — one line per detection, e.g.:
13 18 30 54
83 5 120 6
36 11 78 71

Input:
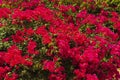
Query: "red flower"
49 73 66 80
86 74 98 80
83 47 99 63
0 52 5 65
4 45 24 67
36 26 48 36
12 30 24 43
43 60 55 72
42 34 51 44
4 72 18 80
73 32 86 45
74 69 85 79
27 40 38 54
0 67 10 79
0 8 11 18
24 28 34 36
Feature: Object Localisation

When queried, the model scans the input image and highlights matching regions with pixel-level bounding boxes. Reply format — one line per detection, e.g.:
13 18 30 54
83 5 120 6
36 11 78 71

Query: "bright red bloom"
4 72 18 80
27 40 38 54
43 60 55 72
4 45 25 67
0 8 11 18
0 66 10 79
86 74 98 80
12 30 24 43
49 73 66 80
73 32 87 45
42 34 51 44
24 28 34 36
74 69 85 79
82 47 99 63
35 26 48 36
0 52 5 65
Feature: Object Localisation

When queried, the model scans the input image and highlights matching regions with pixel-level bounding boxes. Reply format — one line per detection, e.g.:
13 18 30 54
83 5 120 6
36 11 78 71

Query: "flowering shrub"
0 0 120 80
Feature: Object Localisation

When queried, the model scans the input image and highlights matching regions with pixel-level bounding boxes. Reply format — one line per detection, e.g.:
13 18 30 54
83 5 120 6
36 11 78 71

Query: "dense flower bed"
0 0 120 80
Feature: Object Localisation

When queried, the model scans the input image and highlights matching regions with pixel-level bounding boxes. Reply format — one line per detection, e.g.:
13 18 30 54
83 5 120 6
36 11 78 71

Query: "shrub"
0 0 120 80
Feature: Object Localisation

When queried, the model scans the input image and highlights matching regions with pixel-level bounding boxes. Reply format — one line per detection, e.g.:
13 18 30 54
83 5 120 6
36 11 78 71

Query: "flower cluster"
0 0 120 80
